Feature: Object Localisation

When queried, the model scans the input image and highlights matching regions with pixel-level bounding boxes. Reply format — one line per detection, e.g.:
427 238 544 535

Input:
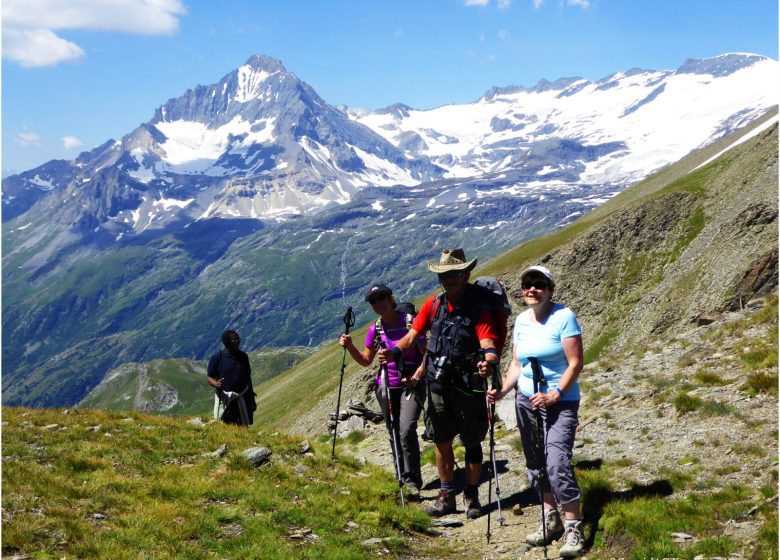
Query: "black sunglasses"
368 294 388 304
522 280 549 290
438 271 466 280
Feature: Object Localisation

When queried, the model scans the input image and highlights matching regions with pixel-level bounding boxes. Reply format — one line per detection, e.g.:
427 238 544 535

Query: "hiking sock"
441 481 453 494
564 519 581 528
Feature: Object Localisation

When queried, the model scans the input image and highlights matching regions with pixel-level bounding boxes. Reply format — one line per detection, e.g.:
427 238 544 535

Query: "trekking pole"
528 356 549 560
378 341 405 507
483 355 504 544
331 306 355 460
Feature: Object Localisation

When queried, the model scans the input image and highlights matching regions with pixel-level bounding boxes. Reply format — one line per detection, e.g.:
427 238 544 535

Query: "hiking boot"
558 521 585 557
462 486 482 519
424 489 456 517
525 509 564 546
403 482 421 501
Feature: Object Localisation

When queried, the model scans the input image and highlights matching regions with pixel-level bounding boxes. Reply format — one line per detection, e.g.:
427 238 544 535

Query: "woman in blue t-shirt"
488 266 585 558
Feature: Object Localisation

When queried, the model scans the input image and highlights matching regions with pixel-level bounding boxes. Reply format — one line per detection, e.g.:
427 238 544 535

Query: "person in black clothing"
207 330 256 426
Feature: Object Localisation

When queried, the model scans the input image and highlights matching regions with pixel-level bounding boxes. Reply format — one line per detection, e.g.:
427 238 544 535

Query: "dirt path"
351 421 577 559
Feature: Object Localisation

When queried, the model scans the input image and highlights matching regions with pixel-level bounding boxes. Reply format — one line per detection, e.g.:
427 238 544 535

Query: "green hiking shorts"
426 381 488 448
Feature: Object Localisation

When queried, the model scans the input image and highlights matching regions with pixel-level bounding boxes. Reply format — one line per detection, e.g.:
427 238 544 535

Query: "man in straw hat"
379 248 501 519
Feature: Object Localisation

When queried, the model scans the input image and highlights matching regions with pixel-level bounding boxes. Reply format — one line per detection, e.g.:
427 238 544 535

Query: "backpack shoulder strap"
430 293 447 322
373 317 384 349
374 310 414 349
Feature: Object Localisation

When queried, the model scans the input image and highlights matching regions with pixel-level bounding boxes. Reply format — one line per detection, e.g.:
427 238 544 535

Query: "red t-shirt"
412 292 498 344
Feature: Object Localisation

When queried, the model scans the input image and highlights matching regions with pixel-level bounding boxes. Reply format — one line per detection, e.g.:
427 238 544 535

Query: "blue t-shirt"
513 303 582 401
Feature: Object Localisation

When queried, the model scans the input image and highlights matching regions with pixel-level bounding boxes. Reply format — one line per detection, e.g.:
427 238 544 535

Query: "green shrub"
740 345 778 371
585 329 619 364
741 372 778 395
345 430 366 444
754 511 779 560
420 445 436 467
699 400 735 417
693 369 728 386
673 392 702 414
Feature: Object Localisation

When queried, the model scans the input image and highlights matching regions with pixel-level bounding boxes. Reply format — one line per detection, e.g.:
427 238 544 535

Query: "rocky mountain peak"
676 53 768 77
243 53 287 73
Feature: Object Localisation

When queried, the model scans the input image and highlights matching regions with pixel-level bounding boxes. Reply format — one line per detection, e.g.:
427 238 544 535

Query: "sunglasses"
368 294 388 305
522 280 549 291
438 271 466 280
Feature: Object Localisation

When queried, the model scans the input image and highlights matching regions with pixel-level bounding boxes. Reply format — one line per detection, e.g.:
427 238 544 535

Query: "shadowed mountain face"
2 53 777 408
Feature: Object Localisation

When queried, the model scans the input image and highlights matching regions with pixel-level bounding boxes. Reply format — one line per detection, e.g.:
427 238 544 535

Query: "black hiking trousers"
375 383 425 488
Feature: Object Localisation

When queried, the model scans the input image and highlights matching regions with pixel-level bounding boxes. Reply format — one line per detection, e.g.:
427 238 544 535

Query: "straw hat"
427 248 478 273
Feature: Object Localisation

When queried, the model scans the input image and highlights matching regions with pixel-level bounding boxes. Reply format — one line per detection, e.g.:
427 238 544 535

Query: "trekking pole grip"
528 357 545 393
343 306 355 334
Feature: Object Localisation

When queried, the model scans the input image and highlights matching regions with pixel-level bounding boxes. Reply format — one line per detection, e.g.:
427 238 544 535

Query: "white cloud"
62 136 84 150
464 0 490 6
498 0 513 8
3 28 85 67
497 29 510 41
533 0 590 8
3 0 187 68
15 131 43 147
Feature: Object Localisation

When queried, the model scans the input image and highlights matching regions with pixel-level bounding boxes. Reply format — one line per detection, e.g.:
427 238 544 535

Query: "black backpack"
425 277 511 378
472 276 511 354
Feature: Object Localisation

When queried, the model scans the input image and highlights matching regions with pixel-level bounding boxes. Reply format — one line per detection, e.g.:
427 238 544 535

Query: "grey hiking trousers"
375 383 425 488
515 392 581 505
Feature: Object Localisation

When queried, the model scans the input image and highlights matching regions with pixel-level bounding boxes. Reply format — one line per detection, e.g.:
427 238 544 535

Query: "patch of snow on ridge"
349 144 419 186
30 175 54 189
153 197 194 210
693 114 779 171
155 116 277 172
128 149 156 183
235 66 273 103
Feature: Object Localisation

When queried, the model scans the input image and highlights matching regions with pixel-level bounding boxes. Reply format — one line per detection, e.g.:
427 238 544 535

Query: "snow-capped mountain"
351 53 777 183
2 54 444 230
3 53 777 239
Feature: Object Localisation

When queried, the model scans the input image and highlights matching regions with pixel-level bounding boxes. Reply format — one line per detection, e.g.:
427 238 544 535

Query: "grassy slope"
1 407 437 560
79 347 312 417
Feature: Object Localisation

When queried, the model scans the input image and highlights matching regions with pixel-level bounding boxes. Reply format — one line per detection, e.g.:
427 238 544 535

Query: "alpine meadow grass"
1 407 435 560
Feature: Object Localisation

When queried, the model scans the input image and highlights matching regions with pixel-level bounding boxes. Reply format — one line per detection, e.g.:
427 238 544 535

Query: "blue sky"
2 0 778 174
